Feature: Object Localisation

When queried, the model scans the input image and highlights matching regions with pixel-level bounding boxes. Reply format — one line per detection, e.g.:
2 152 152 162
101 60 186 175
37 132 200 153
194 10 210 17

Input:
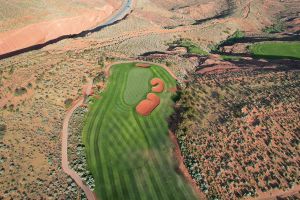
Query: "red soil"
82 84 94 96
136 63 150 68
151 78 164 93
0 4 115 56
136 93 160 116
168 87 177 93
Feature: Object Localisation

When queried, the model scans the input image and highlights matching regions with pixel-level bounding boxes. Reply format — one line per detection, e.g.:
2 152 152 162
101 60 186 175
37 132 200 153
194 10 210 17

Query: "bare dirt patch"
0 4 115 56
151 78 165 93
136 93 160 116
136 63 150 68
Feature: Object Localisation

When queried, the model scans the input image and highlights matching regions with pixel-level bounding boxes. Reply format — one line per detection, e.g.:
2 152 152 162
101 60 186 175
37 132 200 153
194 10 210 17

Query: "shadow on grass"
227 58 300 71
217 35 300 48
251 54 300 60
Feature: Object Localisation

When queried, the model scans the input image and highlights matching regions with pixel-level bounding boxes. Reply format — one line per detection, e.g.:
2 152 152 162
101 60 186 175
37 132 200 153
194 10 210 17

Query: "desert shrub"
0 123 6 140
93 72 105 84
97 57 105 67
64 98 73 109
14 87 27 96
171 91 182 102
210 91 220 99
169 38 209 56
166 61 172 67
220 30 245 46
27 82 32 88
211 30 245 53
208 43 219 52
263 22 285 34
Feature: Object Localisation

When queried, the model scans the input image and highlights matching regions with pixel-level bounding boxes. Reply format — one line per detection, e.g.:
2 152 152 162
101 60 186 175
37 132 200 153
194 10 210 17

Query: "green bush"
210 30 245 53
170 39 209 56
0 123 6 140
14 87 27 96
263 22 285 34
64 98 73 109
221 30 245 46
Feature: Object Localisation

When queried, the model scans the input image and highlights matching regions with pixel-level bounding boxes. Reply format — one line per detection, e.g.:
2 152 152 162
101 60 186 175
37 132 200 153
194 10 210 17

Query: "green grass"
171 39 209 56
124 67 153 105
263 22 285 34
209 30 245 53
221 55 242 61
249 42 300 60
83 62 197 200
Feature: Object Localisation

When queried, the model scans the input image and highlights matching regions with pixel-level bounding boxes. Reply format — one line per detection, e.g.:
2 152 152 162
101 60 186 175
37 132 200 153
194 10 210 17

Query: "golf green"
82 62 197 200
249 41 300 60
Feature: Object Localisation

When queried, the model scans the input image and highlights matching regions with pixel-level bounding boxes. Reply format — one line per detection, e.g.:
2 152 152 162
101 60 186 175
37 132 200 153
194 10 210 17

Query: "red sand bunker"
151 78 164 93
136 63 150 68
136 93 160 116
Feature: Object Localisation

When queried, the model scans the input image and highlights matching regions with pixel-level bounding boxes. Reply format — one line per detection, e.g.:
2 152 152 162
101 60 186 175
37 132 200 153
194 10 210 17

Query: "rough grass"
221 55 242 61
263 22 285 34
171 39 209 55
249 41 300 60
123 67 153 105
82 62 197 200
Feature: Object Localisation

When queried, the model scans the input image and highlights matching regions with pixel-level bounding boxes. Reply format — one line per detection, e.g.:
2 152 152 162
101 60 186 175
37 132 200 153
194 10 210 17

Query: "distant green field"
83 62 197 200
249 42 300 60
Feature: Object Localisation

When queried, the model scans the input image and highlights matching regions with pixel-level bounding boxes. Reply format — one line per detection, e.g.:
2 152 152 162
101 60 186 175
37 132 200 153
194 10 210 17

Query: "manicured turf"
124 67 152 105
83 62 197 200
249 41 300 60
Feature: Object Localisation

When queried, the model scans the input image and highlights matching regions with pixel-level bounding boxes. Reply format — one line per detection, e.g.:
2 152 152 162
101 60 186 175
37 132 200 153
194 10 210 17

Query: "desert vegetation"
169 38 209 56
0 0 299 198
0 47 105 199
0 119 6 141
174 68 300 199
68 106 95 199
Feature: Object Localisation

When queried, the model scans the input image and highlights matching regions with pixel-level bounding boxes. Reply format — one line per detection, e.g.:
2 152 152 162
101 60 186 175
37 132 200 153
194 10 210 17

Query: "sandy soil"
136 63 150 68
151 78 164 93
0 4 115 56
136 93 160 116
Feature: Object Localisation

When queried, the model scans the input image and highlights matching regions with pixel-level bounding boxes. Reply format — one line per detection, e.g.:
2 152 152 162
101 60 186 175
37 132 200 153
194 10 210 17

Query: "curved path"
61 81 96 200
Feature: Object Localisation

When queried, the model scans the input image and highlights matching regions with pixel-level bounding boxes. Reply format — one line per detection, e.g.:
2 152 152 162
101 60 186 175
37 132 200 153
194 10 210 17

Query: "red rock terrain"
0 4 115 56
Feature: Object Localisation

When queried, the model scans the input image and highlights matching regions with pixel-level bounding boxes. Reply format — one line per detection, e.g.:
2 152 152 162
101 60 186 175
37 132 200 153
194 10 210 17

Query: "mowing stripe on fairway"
83 62 198 200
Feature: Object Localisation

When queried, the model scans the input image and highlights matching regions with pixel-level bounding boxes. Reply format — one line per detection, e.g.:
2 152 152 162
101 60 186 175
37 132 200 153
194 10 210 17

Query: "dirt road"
61 82 96 200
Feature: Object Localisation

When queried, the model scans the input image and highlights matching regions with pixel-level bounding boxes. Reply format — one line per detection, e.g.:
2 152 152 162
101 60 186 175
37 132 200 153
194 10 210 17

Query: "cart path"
61 81 96 200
